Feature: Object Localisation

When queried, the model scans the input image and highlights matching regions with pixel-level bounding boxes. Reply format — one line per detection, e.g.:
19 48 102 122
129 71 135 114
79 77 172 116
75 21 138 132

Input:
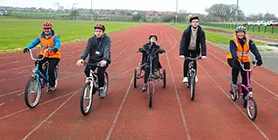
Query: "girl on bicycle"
139 34 165 92
226 26 263 108
23 21 61 91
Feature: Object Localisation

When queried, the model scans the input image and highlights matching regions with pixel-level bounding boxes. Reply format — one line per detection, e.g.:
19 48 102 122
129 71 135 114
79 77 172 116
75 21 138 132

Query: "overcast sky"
1 0 277 16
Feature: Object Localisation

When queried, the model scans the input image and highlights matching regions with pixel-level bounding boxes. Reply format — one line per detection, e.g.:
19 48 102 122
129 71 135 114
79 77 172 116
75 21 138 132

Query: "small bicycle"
185 57 202 101
24 48 59 108
80 62 109 116
229 61 258 121
134 47 166 108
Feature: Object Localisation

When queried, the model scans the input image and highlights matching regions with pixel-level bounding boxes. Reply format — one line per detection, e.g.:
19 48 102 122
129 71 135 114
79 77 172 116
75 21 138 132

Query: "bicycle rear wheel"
148 83 153 108
190 74 196 101
80 82 94 116
162 69 166 88
134 68 137 88
104 72 109 95
247 97 257 121
24 77 41 108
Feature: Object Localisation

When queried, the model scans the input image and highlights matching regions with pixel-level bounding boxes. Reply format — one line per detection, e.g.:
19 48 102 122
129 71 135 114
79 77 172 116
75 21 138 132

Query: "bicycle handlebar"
81 62 101 67
29 47 52 61
240 60 257 72
185 57 202 61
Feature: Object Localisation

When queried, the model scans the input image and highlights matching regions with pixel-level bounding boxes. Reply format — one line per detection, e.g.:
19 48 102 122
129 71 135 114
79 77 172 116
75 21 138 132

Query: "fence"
202 23 278 34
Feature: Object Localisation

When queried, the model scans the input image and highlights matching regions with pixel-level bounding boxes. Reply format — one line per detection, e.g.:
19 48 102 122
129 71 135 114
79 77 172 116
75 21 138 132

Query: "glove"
53 48 59 53
23 48 29 53
232 59 240 69
158 48 165 54
257 59 263 66
139 48 145 53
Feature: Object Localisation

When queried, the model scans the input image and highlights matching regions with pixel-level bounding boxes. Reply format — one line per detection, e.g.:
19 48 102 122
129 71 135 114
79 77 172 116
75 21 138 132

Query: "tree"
264 12 277 20
205 4 245 22
132 14 145 22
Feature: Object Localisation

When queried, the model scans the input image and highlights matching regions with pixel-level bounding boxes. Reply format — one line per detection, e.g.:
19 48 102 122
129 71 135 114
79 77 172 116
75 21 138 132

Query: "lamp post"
175 0 178 23
72 3 78 20
235 0 239 26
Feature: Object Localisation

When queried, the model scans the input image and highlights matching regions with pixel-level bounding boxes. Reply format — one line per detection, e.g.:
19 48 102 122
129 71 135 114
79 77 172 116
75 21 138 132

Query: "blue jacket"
26 30 60 49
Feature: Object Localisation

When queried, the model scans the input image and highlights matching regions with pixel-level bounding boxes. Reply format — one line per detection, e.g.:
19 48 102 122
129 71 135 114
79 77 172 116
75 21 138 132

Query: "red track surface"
0 24 278 140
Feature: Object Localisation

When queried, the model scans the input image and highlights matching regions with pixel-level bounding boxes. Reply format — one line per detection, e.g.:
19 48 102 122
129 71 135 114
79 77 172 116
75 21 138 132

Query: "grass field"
170 23 266 46
0 19 139 52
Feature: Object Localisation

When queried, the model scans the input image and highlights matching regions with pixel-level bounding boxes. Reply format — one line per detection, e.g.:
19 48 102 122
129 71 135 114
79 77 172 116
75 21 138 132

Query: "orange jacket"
226 36 251 62
26 30 61 59
39 34 61 58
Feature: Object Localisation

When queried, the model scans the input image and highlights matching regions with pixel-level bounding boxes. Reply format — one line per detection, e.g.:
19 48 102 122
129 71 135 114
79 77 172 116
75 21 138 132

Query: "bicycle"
134 47 166 108
185 57 202 101
24 48 59 108
80 62 109 116
229 61 258 121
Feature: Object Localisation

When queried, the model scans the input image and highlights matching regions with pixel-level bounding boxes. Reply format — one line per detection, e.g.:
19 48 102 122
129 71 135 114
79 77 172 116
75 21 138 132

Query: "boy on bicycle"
76 23 111 98
139 34 165 92
23 21 61 91
226 26 263 108
179 14 207 83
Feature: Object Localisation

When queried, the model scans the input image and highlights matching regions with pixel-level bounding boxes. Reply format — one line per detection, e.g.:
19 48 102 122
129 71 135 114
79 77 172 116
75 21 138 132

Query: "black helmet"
94 23 105 32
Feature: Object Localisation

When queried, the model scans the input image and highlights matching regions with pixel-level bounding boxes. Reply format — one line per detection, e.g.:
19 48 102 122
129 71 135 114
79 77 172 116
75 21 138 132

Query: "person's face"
150 37 157 43
236 31 245 39
94 29 104 38
191 19 199 28
43 28 51 35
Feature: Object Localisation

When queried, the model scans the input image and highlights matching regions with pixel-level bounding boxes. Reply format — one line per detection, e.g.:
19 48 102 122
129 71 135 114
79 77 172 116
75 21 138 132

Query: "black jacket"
141 42 163 69
80 34 111 63
229 38 262 61
180 25 206 56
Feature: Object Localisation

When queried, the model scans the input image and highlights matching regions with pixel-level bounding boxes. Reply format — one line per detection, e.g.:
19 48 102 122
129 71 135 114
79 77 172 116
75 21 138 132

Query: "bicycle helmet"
149 33 158 41
235 26 246 33
42 21 53 29
94 23 105 32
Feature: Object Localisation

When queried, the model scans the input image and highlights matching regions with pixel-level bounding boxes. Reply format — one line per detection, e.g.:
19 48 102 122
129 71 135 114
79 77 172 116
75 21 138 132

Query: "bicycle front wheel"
190 74 196 101
148 83 153 108
24 77 41 108
54 65 59 88
247 97 257 121
80 82 94 116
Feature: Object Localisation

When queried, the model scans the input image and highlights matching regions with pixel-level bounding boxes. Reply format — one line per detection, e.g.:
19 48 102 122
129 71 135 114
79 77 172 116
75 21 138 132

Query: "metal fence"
202 23 278 34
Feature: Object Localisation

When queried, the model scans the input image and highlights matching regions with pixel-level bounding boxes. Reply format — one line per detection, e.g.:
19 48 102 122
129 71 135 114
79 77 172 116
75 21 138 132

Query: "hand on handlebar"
76 59 84 67
23 48 29 53
256 59 262 66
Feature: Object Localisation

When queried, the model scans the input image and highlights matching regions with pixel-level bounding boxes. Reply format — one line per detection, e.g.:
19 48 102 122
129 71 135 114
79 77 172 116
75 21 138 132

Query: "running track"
0 24 278 140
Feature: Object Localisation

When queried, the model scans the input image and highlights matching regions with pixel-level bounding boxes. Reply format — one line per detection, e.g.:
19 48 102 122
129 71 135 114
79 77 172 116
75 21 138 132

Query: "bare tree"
205 4 245 22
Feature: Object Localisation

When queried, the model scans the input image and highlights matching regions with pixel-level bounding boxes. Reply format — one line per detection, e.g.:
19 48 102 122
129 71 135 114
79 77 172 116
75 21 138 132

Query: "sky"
1 0 278 16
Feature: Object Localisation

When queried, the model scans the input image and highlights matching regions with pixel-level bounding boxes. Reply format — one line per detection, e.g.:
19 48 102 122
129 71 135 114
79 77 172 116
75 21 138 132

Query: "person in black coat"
179 14 207 83
76 23 111 98
139 34 165 92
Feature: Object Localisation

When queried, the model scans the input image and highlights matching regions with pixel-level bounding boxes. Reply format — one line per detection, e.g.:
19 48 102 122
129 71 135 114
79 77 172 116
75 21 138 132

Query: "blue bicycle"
24 48 59 108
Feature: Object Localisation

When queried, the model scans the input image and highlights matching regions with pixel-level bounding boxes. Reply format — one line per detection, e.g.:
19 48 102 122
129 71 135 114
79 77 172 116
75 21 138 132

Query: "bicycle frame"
186 57 201 79
237 61 257 98
29 48 51 86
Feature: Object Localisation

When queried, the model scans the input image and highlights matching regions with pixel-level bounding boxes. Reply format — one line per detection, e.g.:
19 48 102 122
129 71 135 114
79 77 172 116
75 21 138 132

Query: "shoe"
48 86 56 91
182 77 188 83
231 83 238 90
242 94 247 108
195 76 198 83
142 83 147 92
99 87 106 98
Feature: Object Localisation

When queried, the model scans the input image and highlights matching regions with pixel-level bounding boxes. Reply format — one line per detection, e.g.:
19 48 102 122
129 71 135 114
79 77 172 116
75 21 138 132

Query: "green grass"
170 23 266 46
0 19 139 52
